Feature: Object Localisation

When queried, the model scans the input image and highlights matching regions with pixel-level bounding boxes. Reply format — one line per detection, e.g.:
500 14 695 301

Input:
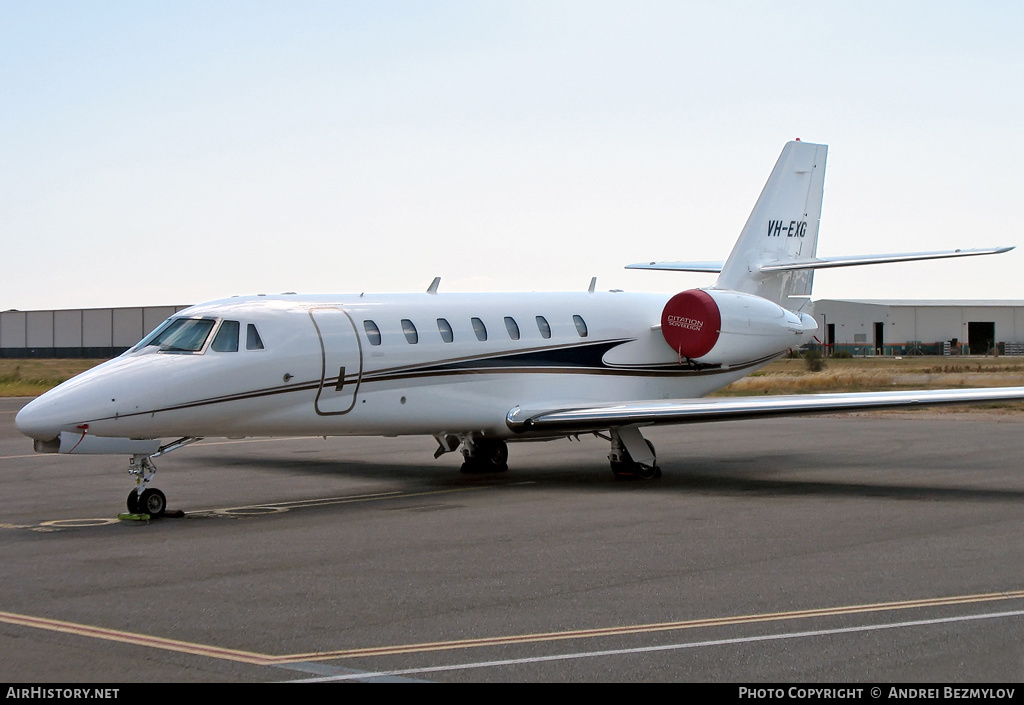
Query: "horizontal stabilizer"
625 261 724 273
506 387 1024 434
626 247 1013 276
759 246 1014 272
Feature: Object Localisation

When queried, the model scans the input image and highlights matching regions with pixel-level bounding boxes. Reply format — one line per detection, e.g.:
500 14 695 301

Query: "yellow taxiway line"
3 588 1024 667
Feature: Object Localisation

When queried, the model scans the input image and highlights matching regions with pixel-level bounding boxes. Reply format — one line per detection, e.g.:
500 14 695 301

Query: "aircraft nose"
15 394 69 441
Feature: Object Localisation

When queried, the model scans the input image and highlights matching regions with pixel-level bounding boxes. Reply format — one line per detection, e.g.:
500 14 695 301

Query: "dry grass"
0 359 104 396
718 356 1024 395
714 355 1024 412
716 368 899 395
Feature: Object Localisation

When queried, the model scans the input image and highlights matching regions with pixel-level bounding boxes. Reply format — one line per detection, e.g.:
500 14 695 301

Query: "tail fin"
713 140 828 305
625 140 1011 303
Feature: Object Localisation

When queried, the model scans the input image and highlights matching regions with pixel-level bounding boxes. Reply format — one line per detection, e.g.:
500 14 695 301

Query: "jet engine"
660 289 817 366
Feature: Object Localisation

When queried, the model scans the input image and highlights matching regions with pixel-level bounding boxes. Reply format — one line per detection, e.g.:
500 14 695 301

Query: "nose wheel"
127 488 167 516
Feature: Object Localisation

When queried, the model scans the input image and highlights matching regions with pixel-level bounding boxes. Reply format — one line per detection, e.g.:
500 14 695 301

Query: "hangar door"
968 322 995 355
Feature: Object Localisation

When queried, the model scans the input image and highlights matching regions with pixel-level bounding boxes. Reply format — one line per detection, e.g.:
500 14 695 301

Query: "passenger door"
309 307 363 415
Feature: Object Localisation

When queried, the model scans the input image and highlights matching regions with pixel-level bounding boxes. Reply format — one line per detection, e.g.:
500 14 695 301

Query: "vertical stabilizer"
713 140 828 306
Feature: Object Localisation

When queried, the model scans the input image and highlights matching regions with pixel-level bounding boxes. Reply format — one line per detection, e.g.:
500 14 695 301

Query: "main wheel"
610 440 660 480
484 440 509 472
460 439 509 473
138 488 166 517
610 460 638 480
635 463 659 479
635 441 661 479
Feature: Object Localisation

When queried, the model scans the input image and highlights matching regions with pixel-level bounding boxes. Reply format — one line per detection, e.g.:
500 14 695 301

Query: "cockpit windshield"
136 318 217 353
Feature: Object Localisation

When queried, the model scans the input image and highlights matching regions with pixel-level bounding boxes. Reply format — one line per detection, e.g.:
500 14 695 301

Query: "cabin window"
536 316 551 339
573 315 588 338
211 320 239 352
437 318 454 343
402 319 419 344
363 320 382 346
246 323 265 350
147 318 216 353
471 317 487 342
504 317 520 341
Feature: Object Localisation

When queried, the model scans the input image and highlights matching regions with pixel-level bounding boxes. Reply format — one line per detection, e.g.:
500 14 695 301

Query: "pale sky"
3 1 1023 310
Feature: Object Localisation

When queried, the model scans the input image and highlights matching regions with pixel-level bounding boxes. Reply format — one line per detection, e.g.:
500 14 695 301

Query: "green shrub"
804 350 826 372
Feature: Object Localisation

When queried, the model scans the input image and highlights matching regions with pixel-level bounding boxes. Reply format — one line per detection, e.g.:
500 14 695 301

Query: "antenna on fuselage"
588 277 597 294
427 277 441 295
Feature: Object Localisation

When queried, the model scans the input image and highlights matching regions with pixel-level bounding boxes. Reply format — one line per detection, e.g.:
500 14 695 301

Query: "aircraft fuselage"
16 291 775 445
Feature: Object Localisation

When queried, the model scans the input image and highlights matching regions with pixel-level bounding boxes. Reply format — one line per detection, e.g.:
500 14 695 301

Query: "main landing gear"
460 436 509 474
607 426 661 481
432 433 510 474
124 437 202 517
433 428 661 480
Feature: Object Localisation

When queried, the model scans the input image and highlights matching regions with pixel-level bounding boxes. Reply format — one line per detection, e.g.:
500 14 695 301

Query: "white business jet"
15 140 1024 516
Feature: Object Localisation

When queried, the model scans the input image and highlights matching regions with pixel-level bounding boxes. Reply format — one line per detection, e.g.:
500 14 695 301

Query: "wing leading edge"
506 387 1024 434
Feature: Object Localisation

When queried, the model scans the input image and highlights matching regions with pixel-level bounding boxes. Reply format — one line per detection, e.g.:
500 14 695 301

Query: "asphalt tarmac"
2 396 1023 683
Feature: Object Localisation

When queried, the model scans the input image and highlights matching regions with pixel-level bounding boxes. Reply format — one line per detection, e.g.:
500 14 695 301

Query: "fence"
810 342 1022 357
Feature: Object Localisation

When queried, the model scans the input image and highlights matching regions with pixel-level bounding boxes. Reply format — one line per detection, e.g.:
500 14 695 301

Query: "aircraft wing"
506 387 1024 434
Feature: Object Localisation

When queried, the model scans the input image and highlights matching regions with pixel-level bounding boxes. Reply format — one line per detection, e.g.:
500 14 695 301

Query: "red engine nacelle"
660 290 722 359
661 289 817 365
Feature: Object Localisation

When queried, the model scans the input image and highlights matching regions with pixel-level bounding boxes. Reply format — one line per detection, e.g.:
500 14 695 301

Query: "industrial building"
810 299 1024 356
0 306 190 358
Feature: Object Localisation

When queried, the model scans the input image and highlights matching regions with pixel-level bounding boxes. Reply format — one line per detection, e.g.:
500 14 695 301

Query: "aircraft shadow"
187 450 1024 505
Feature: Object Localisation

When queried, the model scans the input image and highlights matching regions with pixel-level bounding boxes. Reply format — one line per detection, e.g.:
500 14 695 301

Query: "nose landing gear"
123 437 202 517
126 454 162 516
